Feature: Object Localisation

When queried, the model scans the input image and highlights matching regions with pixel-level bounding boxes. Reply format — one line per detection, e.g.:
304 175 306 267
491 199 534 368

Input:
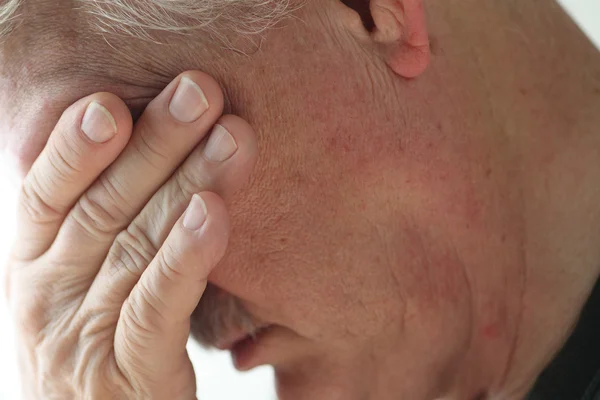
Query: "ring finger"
50 72 224 269
81 114 257 313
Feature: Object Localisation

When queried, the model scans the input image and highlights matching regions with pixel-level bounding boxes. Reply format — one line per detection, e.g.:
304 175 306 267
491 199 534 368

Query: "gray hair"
0 0 297 42
0 0 21 39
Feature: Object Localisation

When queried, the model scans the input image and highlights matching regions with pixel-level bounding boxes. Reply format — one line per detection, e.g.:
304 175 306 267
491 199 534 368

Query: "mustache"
190 283 259 348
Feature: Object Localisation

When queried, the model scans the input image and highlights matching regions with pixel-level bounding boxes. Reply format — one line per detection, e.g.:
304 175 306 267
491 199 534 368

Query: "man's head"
2 1 600 399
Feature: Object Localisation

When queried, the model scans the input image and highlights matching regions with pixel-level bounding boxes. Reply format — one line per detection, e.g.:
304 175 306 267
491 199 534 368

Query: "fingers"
51 72 224 266
84 114 257 311
114 193 229 389
13 94 132 261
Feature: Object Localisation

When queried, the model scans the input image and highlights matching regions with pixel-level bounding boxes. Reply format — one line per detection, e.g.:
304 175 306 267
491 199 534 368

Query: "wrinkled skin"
2 0 600 399
4 71 259 399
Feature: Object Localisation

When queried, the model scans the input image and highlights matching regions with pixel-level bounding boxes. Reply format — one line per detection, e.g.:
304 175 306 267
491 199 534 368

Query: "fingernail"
81 102 117 143
169 77 209 123
203 125 238 162
183 195 208 231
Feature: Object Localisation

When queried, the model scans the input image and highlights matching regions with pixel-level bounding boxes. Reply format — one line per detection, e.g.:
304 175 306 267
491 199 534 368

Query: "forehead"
0 17 167 178
1 0 171 88
0 8 174 120
0 1 84 95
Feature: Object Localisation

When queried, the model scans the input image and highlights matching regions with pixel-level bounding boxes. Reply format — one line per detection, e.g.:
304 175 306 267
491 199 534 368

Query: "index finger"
114 193 229 382
13 94 132 261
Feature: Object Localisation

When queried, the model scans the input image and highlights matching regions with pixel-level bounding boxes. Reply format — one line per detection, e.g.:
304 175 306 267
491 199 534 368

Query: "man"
1 0 599 399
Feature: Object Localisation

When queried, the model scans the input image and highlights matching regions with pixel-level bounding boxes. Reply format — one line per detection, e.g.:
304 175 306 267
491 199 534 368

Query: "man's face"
0 1 559 398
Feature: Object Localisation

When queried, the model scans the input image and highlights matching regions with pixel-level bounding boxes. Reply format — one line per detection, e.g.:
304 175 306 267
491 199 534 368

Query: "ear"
353 0 431 78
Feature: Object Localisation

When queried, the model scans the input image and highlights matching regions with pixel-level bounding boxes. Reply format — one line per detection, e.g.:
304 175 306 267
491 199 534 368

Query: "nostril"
473 390 488 400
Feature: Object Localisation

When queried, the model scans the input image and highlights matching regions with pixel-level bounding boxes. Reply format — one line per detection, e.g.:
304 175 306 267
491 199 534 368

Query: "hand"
4 72 258 399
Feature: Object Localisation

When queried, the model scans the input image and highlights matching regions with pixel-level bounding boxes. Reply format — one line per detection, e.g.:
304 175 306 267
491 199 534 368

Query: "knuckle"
17 286 80 341
19 176 64 225
132 124 169 170
13 294 48 338
121 294 162 344
162 239 216 283
9 270 60 338
156 243 187 282
107 225 157 278
175 164 211 199
46 136 84 182
71 176 130 239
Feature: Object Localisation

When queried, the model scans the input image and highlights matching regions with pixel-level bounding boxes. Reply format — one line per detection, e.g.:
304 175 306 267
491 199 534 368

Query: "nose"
2 136 46 181
0 105 57 181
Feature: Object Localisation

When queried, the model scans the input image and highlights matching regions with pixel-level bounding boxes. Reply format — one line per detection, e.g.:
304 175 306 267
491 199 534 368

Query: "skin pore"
1 0 600 399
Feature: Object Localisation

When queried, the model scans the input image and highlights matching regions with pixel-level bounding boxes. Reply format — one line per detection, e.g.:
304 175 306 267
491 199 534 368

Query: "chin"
273 359 372 400
275 373 351 400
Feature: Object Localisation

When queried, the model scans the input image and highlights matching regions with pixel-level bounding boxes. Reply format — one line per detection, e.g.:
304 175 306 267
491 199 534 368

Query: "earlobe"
371 0 430 78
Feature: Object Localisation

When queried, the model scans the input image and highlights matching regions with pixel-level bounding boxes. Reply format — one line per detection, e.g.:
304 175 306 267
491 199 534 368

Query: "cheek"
209 175 352 340
212 179 402 345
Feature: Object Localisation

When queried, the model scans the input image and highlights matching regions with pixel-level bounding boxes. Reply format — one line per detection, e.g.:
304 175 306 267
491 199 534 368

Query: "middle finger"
51 72 224 265
81 114 257 324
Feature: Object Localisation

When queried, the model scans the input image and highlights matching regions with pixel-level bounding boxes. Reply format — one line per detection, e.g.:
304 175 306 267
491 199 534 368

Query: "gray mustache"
190 283 259 348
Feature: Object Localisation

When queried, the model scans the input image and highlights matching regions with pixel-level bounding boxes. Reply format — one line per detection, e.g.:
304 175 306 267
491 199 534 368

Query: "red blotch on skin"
481 323 499 339
465 195 482 221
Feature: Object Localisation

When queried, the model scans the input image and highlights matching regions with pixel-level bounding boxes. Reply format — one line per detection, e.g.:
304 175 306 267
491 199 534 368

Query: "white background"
0 2 598 399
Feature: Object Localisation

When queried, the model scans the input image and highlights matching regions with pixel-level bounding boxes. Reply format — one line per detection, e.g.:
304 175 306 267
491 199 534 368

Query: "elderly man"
1 0 599 399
